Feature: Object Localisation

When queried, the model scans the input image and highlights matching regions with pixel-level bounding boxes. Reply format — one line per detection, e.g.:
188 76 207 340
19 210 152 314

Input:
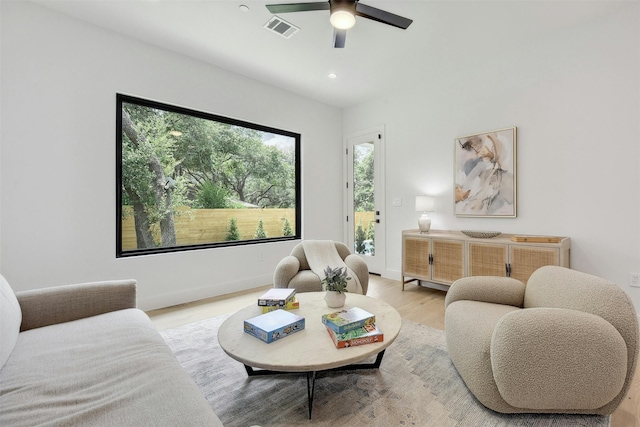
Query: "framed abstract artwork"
454 127 517 217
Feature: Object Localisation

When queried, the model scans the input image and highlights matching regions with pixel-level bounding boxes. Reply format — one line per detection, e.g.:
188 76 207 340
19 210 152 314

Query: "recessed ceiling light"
328 73 337 79
239 4 250 12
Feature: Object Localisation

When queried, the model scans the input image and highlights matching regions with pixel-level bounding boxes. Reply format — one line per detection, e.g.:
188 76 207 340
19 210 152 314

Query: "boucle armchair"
445 265 638 415
273 241 369 295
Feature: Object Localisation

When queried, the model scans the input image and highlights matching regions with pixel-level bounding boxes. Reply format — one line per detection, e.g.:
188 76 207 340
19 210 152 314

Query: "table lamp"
415 196 435 233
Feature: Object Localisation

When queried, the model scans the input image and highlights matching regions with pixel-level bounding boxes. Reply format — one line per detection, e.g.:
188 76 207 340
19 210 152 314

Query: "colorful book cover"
322 307 376 334
244 309 305 343
261 297 300 313
326 323 384 349
257 288 296 306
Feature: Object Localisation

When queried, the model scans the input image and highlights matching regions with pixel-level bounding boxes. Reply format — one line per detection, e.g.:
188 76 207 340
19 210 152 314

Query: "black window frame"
116 93 301 258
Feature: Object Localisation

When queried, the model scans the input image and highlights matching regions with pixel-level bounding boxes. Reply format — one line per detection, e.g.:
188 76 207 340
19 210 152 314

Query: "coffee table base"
243 349 386 419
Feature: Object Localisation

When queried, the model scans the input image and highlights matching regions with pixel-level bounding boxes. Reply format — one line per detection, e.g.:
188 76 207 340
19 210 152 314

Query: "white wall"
344 4 640 308
0 3 3 258
2 1 639 312
0 1 343 310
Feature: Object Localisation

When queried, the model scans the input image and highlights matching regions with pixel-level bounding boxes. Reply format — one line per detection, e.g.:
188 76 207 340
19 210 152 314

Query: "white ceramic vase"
324 291 346 308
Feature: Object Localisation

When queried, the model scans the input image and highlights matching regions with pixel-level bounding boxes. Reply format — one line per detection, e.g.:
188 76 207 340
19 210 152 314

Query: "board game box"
326 323 384 348
244 309 305 343
322 307 375 334
261 297 300 313
257 288 296 306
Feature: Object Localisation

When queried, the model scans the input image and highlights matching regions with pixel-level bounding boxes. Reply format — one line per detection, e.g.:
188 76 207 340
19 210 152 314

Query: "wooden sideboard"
401 229 570 290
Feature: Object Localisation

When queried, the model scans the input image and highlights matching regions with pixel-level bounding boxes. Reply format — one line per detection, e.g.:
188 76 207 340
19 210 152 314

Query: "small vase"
325 291 346 308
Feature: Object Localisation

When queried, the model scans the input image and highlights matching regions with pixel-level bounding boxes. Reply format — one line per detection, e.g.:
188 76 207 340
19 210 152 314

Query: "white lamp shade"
415 196 435 212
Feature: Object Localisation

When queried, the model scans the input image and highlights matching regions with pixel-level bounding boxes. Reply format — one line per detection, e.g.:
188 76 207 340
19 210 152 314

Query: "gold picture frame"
454 127 517 217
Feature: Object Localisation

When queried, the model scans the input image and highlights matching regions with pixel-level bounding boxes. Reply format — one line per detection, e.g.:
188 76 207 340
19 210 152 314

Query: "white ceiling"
33 0 631 108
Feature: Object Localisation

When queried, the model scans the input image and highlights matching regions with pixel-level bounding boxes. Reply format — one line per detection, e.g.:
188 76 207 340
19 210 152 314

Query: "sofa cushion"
0 275 22 370
0 308 222 426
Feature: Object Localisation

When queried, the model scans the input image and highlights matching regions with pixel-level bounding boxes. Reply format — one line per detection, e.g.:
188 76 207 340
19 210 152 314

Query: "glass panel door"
346 130 384 274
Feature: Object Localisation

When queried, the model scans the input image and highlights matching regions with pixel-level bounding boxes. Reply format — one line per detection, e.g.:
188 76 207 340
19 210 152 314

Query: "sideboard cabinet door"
509 245 560 283
403 236 431 281
431 239 465 284
468 242 508 277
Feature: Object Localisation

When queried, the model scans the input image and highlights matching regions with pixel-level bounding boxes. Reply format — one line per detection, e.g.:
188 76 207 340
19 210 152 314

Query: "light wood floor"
147 275 640 426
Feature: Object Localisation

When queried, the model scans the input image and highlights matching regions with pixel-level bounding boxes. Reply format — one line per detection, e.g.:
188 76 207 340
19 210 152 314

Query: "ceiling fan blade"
333 28 347 48
266 2 330 14
355 3 413 29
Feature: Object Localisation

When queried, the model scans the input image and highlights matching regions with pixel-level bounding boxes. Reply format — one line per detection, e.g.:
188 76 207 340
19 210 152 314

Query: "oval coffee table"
218 292 402 418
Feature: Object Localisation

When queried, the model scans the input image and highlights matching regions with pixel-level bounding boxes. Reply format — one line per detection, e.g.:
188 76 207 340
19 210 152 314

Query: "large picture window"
116 94 301 257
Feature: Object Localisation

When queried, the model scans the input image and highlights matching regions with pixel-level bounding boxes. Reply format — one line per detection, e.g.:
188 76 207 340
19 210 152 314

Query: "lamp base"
418 214 431 233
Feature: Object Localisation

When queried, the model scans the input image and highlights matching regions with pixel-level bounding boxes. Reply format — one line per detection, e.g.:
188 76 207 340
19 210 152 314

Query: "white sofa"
0 275 223 426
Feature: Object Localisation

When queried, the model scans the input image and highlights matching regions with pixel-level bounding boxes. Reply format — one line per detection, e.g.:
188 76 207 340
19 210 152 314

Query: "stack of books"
322 307 384 348
243 309 305 343
258 288 299 313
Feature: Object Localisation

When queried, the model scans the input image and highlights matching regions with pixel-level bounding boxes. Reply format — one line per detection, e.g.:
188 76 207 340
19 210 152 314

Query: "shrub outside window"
116 94 301 257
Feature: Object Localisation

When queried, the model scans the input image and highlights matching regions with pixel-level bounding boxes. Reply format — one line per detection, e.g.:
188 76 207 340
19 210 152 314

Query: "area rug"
160 315 610 427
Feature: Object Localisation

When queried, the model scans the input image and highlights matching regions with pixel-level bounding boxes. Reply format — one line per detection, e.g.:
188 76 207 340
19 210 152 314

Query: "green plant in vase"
321 266 351 293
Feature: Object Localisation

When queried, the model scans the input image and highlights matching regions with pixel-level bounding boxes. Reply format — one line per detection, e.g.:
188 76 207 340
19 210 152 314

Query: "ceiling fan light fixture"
265 0 412 47
330 9 355 29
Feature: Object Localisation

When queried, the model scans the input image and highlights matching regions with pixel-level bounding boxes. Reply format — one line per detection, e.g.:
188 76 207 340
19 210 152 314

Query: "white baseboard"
138 274 272 311
381 269 401 281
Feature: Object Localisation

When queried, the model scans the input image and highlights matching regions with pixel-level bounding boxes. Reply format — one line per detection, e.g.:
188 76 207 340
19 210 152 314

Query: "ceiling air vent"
264 16 300 39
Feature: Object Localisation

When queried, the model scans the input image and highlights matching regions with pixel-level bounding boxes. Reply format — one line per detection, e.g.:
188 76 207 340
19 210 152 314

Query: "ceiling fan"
265 0 413 48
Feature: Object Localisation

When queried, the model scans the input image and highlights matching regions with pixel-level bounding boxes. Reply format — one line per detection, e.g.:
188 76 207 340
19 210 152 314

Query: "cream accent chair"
445 266 639 415
273 241 369 295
